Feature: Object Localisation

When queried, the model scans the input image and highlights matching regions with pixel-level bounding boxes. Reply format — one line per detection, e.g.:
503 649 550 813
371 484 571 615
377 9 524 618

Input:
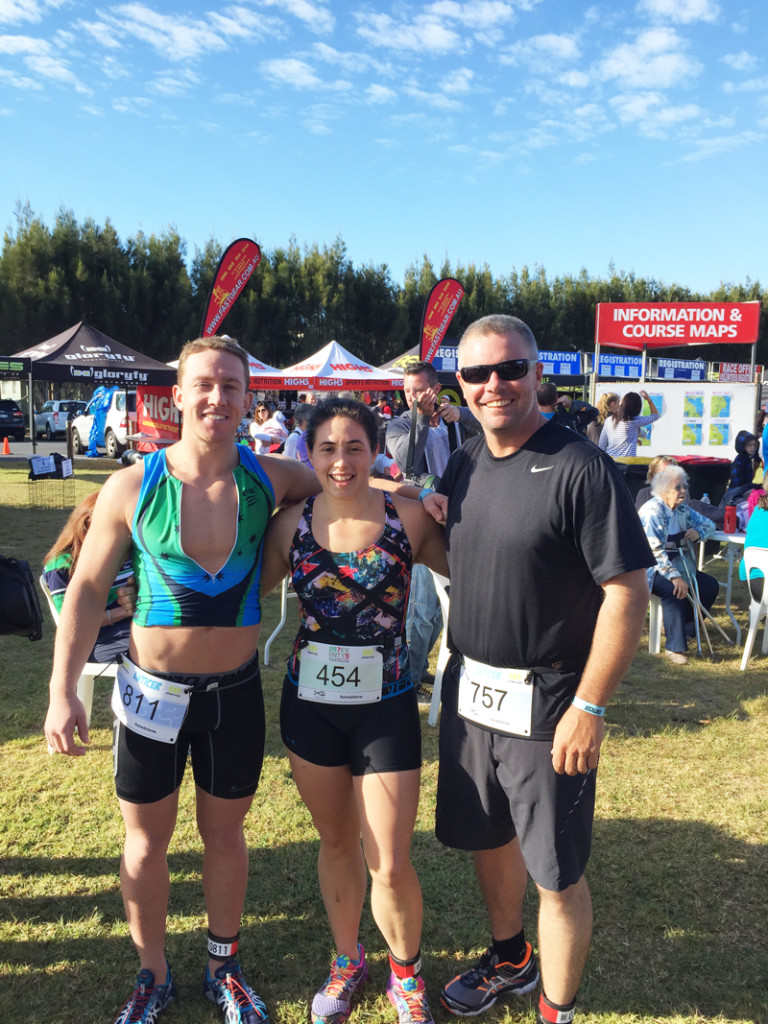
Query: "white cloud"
402 80 463 111
100 56 130 79
149 68 201 96
0 0 43 25
680 129 763 161
105 4 228 61
261 57 321 88
598 28 702 89
441 67 474 94
26 53 91 93
610 89 703 137
312 42 392 76
0 64 41 88
723 75 768 94
258 0 334 35
0 31 47 53
208 7 275 41
355 11 463 55
113 94 152 114
636 0 720 24
559 70 590 88
721 51 759 73
78 19 123 49
366 83 396 103
501 33 580 66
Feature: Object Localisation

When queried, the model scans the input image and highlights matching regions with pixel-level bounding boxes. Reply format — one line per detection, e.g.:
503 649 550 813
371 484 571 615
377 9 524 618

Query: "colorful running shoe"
386 972 434 1024
311 945 369 1024
203 960 269 1024
112 964 176 1024
439 944 539 1017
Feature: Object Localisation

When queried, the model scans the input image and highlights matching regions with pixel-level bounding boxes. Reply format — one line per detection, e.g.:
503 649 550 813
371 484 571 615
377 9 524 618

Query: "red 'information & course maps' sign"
595 302 760 349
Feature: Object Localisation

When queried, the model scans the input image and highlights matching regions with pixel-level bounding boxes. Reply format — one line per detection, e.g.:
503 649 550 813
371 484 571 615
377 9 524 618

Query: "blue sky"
0 0 766 294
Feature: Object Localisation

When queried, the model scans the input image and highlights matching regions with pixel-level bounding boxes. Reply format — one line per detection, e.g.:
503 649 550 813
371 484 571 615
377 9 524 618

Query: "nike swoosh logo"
530 465 554 473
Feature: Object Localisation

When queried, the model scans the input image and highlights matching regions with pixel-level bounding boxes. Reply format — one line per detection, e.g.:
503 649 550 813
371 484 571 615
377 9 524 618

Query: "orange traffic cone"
2 437 10 455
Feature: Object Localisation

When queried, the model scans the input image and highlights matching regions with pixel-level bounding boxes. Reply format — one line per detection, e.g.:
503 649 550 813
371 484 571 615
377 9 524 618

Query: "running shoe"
439 944 539 1017
203 960 269 1024
311 945 369 1024
386 972 434 1024
113 964 176 1024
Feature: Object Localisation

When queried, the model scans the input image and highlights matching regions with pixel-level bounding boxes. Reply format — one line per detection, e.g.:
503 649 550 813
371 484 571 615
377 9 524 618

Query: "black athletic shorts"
280 678 421 776
113 654 265 804
436 675 595 892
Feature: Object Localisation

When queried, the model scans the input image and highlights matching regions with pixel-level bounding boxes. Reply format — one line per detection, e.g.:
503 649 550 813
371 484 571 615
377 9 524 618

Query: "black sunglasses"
458 359 536 385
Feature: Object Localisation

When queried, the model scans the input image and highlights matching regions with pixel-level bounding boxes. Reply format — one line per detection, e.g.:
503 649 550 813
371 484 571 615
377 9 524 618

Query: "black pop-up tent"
13 322 176 387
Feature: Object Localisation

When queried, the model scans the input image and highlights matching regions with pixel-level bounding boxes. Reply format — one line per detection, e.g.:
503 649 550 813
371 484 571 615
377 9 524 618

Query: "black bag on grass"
0 555 43 641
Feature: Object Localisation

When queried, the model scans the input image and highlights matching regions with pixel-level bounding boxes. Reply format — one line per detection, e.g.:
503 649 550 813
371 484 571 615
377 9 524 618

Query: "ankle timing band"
207 930 239 961
389 949 422 978
538 992 576 1024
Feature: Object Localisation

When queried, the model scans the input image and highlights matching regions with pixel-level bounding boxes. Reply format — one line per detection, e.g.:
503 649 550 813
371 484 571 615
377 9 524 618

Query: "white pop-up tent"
249 340 404 392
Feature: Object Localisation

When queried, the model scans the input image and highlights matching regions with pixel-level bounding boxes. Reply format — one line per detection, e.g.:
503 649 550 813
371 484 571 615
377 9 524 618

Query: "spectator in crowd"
598 390 660 457
42 491 133 664
284 403 313 460
726 429 762 502
740 490 768 588
536 383 597 436
586 392 618 445
634 455 680 509
386 360 480 697
638 464 718 666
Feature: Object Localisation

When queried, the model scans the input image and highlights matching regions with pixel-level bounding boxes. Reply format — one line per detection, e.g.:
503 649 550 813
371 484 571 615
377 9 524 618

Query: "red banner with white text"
201 238 261 337
420 278 464 363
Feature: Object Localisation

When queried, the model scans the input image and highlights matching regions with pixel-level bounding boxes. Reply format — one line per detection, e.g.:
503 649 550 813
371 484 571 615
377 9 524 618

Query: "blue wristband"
418 487 433 503
572 696 605 717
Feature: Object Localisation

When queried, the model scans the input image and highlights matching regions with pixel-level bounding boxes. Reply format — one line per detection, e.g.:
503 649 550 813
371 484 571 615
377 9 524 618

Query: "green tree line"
0 203 764 367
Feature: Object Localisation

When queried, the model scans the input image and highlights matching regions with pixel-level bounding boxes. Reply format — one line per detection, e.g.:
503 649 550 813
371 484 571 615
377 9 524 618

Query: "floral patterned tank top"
286 492 413 698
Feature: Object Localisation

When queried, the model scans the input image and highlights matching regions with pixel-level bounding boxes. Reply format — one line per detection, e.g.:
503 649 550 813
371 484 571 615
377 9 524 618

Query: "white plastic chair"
648 594 662 654
739 547 768 671
427 570 451 727
39 576 118 724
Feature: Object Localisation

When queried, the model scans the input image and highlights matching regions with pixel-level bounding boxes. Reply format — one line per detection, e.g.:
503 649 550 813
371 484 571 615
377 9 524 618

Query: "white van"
71 390 136 458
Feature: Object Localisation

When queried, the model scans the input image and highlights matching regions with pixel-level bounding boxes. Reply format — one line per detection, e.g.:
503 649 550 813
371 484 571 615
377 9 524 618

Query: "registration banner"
200 238 261 337
420 278 464 363
595 301 760 348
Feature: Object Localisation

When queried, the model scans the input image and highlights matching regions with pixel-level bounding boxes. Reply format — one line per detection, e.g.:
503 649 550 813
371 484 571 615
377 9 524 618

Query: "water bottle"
724 503 737 534
701 492 710 505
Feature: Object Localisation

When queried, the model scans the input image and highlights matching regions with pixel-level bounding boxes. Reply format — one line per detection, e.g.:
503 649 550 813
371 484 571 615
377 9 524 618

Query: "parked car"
71 390 136 458
33 399 87 440
0 398 26 441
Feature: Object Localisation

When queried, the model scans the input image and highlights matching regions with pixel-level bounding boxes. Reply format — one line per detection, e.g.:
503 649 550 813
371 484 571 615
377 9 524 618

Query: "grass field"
1 463 766 1024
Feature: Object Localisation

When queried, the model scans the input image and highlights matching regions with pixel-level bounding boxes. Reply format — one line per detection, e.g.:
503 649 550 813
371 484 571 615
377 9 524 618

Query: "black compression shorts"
280 678 421 776
113 654 265 804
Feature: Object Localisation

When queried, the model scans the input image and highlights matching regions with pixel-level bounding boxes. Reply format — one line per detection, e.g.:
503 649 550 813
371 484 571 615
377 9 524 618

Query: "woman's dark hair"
306 397 379 453
612 391 642 423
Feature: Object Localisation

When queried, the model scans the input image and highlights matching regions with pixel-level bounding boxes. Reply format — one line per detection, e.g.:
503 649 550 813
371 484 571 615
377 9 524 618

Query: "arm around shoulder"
391 493 449 577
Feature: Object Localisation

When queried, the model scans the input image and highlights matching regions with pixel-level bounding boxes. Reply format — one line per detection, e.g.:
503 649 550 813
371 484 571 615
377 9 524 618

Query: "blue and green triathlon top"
131 447 275 628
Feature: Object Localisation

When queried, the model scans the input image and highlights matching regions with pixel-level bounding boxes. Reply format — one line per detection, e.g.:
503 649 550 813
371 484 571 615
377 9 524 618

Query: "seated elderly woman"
638 464 719 665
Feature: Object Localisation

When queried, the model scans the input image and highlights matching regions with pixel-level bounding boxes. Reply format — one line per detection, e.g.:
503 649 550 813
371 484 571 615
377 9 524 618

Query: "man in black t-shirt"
422 315 653 1024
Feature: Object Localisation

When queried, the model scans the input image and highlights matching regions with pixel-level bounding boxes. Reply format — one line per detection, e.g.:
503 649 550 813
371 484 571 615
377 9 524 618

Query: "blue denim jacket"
637 496 716 587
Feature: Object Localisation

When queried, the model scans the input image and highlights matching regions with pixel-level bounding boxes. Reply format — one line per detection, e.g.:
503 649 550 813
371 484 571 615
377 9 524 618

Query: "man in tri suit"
45 336 319 1024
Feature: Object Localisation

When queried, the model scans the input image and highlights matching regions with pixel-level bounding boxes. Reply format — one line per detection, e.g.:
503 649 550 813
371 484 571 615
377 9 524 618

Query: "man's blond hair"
176 336 251 387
